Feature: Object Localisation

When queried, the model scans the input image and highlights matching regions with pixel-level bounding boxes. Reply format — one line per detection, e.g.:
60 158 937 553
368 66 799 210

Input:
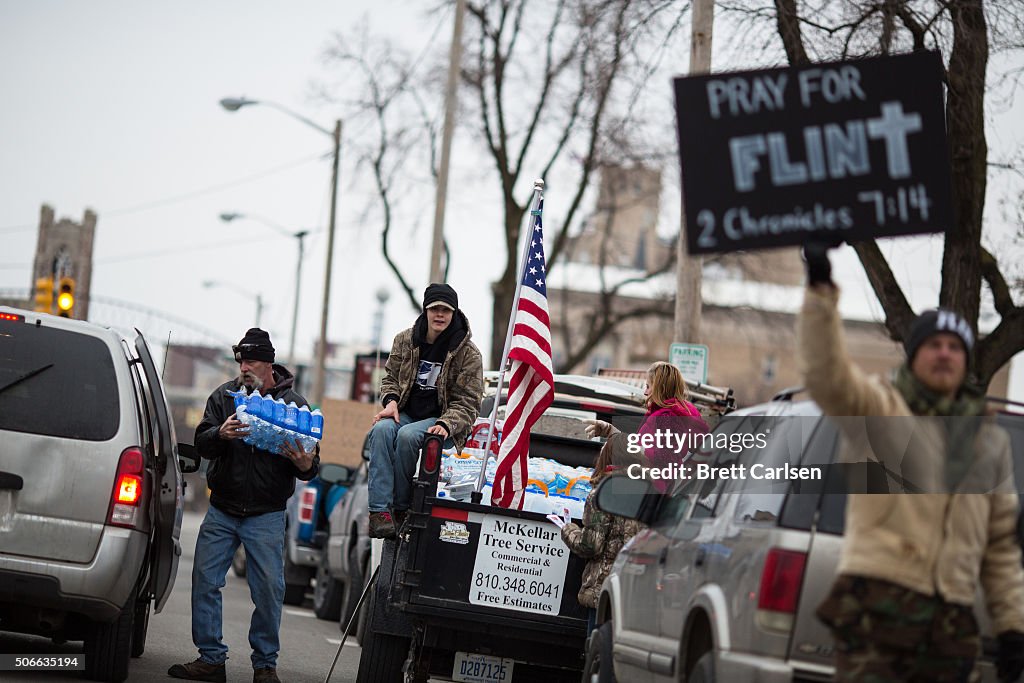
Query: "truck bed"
360 434 602 683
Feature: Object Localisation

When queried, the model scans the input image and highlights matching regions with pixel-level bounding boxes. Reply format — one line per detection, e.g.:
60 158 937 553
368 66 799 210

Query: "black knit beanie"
423 283 458 311
904 309 974 363
233 328 275 363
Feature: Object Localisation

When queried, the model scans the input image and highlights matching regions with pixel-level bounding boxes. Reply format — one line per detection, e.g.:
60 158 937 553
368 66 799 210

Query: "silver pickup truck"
590 393 1024 683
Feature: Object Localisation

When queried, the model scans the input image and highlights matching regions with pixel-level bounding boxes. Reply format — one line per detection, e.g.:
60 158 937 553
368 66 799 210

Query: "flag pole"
471 178 545 503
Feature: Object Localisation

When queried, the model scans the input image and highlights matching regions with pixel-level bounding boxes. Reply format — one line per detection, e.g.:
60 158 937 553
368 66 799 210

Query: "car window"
778 417 837 531
728 416 810 524
0 321 120 440
690 415 752 519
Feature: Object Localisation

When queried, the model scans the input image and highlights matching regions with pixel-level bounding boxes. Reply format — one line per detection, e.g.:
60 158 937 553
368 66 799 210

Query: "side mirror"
594 474 658 523
319 463 354 485
177 443 201 474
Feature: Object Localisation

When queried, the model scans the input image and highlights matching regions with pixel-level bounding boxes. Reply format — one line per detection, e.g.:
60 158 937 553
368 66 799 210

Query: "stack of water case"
227 388 323 455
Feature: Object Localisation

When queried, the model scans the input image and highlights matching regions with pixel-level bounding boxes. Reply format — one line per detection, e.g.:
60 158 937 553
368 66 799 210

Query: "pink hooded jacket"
636 399 709 492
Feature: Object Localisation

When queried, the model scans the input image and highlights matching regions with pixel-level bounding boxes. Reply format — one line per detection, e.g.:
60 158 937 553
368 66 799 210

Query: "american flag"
492 203 554 509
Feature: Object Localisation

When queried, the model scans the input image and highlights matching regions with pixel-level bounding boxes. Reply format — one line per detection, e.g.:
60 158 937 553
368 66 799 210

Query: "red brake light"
422 437 441 475
0 312 24 322
108 447 146 528
758 548 807 614
299 487 317 524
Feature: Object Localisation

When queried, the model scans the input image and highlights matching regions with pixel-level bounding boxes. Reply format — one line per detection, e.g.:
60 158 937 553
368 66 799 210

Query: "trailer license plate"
452 652 513 683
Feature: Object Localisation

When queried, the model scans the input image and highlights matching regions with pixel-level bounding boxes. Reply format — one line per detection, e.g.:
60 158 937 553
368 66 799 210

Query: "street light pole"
288 230 307 376
311 120 342 406
219 97 342 405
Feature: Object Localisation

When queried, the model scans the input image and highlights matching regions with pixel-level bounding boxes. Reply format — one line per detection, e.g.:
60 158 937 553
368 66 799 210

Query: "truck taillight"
298 487 317 525
421 436 442 475
756 548 806 632
108 447 145 528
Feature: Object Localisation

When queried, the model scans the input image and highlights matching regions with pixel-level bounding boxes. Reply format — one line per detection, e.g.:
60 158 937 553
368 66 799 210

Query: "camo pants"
817 575 980 683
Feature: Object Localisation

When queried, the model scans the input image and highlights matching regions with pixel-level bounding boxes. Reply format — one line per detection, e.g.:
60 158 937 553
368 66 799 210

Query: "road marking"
325 638 360 648
285 609 315 618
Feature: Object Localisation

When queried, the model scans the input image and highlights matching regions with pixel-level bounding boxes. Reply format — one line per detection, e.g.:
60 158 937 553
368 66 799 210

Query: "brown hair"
646 361 689 410
590 433 643 485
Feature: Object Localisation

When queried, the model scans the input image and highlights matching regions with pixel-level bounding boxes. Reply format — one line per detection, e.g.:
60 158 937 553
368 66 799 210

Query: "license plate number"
452 651 514 683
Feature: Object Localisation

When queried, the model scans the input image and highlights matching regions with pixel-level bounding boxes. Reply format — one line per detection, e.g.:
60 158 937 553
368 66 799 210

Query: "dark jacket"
195 365 320 518
379 310 485 452
561 476 644 609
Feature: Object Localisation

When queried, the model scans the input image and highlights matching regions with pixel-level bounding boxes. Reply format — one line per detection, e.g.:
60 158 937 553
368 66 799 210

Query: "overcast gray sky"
1 1 1021 399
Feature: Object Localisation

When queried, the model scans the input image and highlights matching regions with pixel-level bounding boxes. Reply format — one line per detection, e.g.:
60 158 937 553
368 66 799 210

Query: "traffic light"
56 276 75 318
34 277 54 313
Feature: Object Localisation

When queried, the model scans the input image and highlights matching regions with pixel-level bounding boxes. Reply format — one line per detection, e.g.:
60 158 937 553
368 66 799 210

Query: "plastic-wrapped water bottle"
297 405 311 435
310 409 324 438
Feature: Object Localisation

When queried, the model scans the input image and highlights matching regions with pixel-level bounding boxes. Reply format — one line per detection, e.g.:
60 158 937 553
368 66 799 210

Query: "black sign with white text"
674 51 953 254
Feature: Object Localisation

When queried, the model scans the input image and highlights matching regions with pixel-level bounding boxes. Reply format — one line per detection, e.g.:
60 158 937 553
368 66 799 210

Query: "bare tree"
320 2 691 368
461 0 690 367
317 29 446 313
720 0 1024 390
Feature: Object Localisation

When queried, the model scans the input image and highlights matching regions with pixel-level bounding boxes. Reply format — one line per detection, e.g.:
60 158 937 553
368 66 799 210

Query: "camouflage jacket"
561 486 644 609
379 310 484 453
799 285 1024 635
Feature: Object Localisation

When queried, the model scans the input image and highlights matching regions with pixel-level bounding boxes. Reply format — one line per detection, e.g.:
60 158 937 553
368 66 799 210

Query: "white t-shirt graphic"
416 360 442 392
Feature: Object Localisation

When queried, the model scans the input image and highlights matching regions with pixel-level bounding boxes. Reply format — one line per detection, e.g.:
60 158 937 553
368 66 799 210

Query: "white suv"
0 306 200 682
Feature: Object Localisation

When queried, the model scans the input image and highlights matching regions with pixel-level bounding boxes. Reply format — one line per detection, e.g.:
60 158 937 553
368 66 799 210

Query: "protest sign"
674 51 953 254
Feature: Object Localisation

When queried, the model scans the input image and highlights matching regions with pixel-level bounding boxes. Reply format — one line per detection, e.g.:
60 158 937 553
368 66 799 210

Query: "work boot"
167 658 226 682
368 511 395 539
253 667 281 683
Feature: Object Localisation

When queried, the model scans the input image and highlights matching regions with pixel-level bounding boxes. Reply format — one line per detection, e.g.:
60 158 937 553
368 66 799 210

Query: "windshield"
0 320 120 440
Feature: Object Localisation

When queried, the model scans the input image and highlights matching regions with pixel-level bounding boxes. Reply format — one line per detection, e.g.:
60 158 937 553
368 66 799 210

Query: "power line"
0 150 329 236
104 151 330 217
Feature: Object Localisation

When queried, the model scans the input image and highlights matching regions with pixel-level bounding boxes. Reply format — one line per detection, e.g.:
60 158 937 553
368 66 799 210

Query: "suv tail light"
108 447 146 528
421 436 442 476
756 547 807 632
298 487 317 525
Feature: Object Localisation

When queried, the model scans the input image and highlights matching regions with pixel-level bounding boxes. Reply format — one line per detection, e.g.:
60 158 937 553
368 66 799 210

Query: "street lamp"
202 280 264 328
220 212 308 369
220 96 342 406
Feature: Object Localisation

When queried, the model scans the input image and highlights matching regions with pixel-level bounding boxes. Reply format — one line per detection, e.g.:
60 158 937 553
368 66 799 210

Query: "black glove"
802 241 838 286
998 630 1024 682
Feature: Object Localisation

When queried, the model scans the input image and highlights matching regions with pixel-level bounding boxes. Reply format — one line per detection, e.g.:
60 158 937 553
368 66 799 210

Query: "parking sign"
670 343 708 384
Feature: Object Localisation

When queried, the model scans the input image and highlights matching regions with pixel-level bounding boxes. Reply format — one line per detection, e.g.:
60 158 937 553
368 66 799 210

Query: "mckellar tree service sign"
674 51 953 254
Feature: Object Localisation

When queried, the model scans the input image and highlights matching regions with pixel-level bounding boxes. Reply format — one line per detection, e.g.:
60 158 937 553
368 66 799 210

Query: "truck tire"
130 598 150 658
339 545 365 629
84 588 136 682
356 630 410 682
581 622 616 683
232 546 247 578
354 557 372 643
314 551 343 620
283 554 306 606
688 651 715 683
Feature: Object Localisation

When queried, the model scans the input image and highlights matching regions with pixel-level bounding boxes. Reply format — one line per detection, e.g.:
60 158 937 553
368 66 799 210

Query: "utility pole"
674 0 714 345
311 119 342 406
428 0 466 283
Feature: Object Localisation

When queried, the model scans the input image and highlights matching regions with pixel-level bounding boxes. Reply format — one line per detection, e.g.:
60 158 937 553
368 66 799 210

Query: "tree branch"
850 239 917 341
980 246 1015 316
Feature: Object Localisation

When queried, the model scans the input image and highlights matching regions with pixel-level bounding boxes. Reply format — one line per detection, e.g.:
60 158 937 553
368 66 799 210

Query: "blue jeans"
191 505 286 669
367 413 453 512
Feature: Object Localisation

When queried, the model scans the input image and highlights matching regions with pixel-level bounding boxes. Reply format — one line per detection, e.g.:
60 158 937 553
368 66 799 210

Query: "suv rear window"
0 320 120 440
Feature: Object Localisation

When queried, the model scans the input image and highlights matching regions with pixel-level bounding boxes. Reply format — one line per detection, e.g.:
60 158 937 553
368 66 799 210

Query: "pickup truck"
232 463 354 608
356 387 650 683
283 463 354 606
